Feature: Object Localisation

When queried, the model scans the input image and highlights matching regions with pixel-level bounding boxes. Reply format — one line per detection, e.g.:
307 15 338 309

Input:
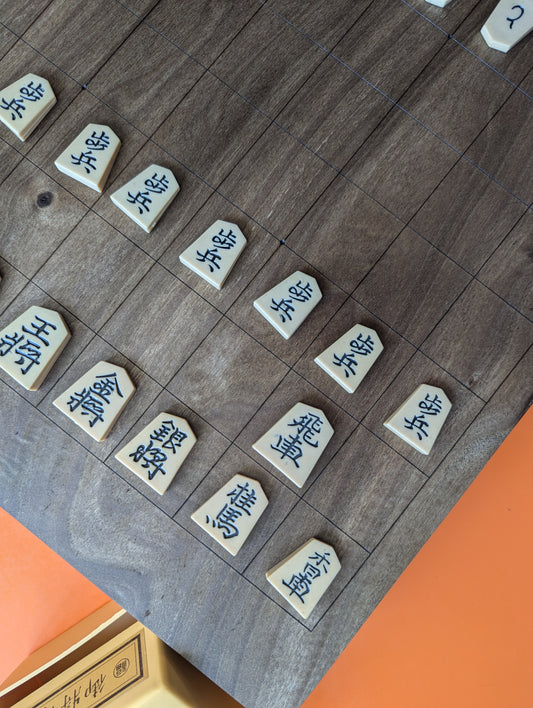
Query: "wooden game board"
0 2 531 706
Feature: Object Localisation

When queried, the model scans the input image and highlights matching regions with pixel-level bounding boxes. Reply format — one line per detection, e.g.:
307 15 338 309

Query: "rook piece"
266 538 341 619
0 73 56 141
254 271 322 339
53 360 135 441
314 324 383 393
179 219 247 289
383 383 452 455
481 0 533 52
253 402 334 488
115 413 196 495
0 305 70 390
191 474 268 555
55 123 121 192
110 164 180 232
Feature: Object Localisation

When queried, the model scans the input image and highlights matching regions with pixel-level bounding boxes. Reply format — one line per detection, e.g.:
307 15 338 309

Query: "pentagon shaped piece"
115 413 196 495
267 538 341 619
384 383 451 455
54 361 135 441
191 474 268 555
110 164 180 232
0 305 70 390
55 123 121 192
0 73 56 140
253 402 333 488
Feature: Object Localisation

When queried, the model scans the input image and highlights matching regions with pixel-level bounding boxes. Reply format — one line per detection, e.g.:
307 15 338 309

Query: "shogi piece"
53 361 135 442
110 164 180 232
253 402 334 488
314 324 383 394
0 73 56 141
266 538 341 619
0 305 70 390
253 271 322 339
179 219 247 289
191 474 268 555
481 0 533 52
55 124 121 192
115 413 196 495
383 383 452 455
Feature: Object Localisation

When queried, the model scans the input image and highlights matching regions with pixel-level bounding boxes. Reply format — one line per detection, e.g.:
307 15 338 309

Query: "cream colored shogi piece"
0 305 70 390
115 412 196 495
55 124 121 192
53 361 135 442
481 0 533 52
266 538 341 619
191 474 268 555
110 164 180 232
0 73 56 141
253 271 322 339
179 219 247 289
253 402 333 488
383 383 452 455
314 323 383 393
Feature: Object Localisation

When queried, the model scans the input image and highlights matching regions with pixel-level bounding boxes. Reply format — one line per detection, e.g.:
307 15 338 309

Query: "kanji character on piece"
227 481 257 516
418 393 443 416
350 333 374 355
212 228 237 249
21 314 56 346
1 97 25 120
282 572 312 603
126 190 152 214
404 414 429 440
288 412 323 447
130 439 168 480
19 81 45 101
271 433 304 467
288 280 313 302
144 173 169 194
196 248 222 272
211 503 243 539
85 130 110 150
333 351 359 377
270 297 295 323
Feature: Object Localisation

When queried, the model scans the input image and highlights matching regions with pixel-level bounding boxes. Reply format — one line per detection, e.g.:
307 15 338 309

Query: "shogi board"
0 2 532 707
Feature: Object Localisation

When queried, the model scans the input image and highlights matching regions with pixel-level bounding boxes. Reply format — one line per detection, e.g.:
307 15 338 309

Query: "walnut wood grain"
0 1 532 706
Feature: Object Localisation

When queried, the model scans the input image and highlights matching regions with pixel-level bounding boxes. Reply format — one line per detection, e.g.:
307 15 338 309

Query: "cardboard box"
0 602 240 707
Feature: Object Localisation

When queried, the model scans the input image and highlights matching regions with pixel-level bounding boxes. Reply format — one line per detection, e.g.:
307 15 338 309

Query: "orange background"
304 405 533 708
1 405 532 705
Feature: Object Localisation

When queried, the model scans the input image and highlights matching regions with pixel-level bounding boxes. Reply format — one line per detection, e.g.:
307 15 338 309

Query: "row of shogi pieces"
0 71 453 620
0 305 451 620
427 0 533 53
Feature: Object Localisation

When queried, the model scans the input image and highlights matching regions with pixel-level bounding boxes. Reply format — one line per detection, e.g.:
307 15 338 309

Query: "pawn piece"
115 413 196 495
55 124 121 192
110 164 180 232
253 402 333 488
481 0 533 52
254 271 322 339
53 361 135 441
179 219 247 290
314 324 383 393
383 383 452 455
0 305 70 390
191 474 268 555
0 73 56 141
425 0 452 7
266 538 341 619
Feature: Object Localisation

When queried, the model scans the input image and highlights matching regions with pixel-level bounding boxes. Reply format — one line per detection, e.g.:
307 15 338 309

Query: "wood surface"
0 1 531 706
